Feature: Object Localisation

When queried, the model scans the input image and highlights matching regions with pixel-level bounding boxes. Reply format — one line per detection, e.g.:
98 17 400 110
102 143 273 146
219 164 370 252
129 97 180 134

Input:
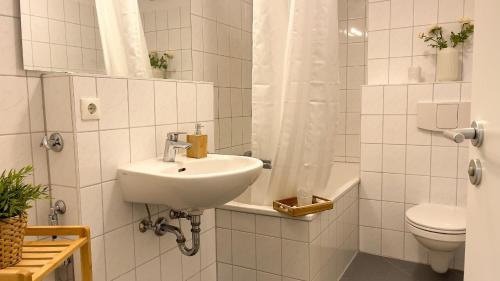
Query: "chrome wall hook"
41 133 64 152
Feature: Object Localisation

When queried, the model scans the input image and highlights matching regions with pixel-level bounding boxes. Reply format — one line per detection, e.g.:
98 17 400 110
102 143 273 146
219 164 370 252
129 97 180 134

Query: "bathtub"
215 162 360 281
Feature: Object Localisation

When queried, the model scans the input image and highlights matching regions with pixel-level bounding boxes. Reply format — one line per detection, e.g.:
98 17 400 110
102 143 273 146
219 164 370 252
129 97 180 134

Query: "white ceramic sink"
118 154 263 211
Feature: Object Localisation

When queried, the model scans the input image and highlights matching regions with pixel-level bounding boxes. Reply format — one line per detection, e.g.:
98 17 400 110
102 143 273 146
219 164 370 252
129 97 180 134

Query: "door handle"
442 121 484 147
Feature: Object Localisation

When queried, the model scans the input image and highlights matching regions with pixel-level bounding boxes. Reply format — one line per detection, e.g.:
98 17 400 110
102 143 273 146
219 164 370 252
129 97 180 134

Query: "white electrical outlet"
80 97 101 120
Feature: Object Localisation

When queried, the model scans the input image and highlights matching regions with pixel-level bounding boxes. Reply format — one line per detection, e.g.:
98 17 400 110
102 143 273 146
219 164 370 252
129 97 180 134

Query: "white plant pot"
152 68 166 79
436 48 460 81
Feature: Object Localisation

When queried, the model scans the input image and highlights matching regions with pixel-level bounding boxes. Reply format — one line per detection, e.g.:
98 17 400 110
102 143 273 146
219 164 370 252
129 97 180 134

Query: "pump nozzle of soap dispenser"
195 123 204 135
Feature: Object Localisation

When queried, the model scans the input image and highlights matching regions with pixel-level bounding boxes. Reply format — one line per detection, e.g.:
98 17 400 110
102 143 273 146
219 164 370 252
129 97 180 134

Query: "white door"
464 0 500 280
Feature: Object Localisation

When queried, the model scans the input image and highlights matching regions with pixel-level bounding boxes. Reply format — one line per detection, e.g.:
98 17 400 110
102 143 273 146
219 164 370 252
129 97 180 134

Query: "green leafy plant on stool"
0 165 48 220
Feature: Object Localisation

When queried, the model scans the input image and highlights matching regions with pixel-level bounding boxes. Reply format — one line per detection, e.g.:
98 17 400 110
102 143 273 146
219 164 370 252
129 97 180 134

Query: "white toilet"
405 203 466 273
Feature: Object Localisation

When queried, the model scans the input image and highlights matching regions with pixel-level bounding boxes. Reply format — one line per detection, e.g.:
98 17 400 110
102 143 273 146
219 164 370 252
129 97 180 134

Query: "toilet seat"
407 221 466 242
406 203 466 232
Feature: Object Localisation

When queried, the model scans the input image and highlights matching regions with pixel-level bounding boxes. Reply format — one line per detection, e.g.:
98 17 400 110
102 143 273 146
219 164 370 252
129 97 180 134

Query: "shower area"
214 0 366 280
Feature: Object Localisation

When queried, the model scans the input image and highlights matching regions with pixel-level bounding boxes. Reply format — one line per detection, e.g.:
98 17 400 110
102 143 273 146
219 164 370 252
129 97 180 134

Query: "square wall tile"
97 78 129 130
359 199 381 227
414 0 438 26
232 211 255 233
382 145 406 174
381 201 404 231
0 76 29 134
100 129 130 181
154 81 177 125
381 229 404 259
406 175 430 204
361 144 383 172
232 230 256 269
282 239 309 280
76 131 101 187
104 225 135 280
383 116 407 144
367 30 389 59
382 173 405 202
130 126 156 162
368 1 390 31
44 77 73 132
406 145 431 175
177 82 197 123
256 215 281 238
361 86 384 114
102 180 133 232
361 115 383 144
216 228 232 263
359 226 381 255
196 83 214 121
431 146 458 178
49 132 77 187
390 0 414 28
360 171 382 200
128 79 155 127
430 177 457 205
256 235 281 275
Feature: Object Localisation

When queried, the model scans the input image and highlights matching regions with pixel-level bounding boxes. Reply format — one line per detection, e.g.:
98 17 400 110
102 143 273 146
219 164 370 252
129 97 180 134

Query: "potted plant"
149 51 173 79
0 166 48 269
418 18 474 81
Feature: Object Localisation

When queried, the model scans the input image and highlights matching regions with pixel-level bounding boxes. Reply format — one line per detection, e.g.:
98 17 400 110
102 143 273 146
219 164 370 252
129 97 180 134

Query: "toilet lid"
406 203 466 232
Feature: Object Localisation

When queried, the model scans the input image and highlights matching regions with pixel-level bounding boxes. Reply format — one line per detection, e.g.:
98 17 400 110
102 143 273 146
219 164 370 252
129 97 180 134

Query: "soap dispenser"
187 123 208 158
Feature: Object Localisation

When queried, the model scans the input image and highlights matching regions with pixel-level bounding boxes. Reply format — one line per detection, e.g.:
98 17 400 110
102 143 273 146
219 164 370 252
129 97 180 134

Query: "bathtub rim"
217 177 359 221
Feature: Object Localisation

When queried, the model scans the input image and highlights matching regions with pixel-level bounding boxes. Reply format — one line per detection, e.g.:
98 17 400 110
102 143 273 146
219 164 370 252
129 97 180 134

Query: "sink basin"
118 154 263 211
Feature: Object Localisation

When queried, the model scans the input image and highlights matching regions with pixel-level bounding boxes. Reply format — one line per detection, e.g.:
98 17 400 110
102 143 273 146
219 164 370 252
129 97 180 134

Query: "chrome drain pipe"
140 205 202 256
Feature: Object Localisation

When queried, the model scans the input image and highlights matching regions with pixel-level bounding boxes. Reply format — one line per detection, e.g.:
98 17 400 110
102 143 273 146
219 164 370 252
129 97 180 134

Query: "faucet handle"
167 132 187 141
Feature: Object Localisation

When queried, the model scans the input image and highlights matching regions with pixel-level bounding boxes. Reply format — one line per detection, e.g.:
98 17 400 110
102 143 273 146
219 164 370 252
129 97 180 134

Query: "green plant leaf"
0 165 49 219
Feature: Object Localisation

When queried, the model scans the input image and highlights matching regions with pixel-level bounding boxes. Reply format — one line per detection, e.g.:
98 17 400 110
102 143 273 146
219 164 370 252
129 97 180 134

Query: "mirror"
19 0 190 77
20 0 105 73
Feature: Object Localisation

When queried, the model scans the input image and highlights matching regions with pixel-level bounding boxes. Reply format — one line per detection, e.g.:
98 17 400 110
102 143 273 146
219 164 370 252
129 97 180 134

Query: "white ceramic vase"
152 68 166 79
436 48 460 81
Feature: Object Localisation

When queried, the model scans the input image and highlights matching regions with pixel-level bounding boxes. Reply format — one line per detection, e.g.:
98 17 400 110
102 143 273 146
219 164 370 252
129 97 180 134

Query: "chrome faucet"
164 132 192 162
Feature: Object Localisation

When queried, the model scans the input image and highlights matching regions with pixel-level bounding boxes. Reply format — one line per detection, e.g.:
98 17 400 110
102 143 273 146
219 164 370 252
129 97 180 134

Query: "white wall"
42 73 217 281
367 0 475 84
191 0 253 155
0 1 51 227
361 0 476 270
359 82 470 269
335 0 368 164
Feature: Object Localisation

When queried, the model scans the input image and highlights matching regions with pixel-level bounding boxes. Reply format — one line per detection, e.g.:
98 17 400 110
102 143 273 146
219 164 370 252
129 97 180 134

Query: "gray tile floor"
340 253 464 281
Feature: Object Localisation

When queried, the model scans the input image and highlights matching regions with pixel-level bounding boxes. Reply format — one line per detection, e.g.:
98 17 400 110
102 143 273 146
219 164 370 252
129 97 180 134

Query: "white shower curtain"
95 0 152 78
252 0 340 204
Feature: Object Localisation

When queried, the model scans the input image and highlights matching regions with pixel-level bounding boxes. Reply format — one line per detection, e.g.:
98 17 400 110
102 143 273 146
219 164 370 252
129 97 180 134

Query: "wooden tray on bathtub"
273 195 333 217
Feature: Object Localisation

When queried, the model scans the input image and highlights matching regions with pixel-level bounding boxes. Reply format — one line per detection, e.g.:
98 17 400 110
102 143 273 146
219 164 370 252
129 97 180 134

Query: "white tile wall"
360 82 470 270
367 0 475 84
216 185 359 281
139 0 192 80
0 1 49 230
335 0 368 163
190 0 253 155
42 73 217 281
